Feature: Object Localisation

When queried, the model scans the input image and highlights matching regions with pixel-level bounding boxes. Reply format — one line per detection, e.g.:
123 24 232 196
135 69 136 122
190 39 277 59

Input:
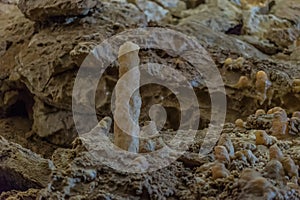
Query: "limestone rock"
0 188 40 200
255 130 276 146
39 145 191 199
240 149 258 164
289 117 300 136
281 156 299 178
264 159 285 180
18 0 98 22
217 133 235 156
181 0 242 33
211 162 230 180
238 169 278 199
16 1 146 110
270 0 300 25
291 46 300 61
131 0 170 22
155 0 187 17
238 168 261 188
176 21 268 59
239 177 277 199
269 144 283 160
214 145 230 164
0 136 54 193
32 98 76 146
241 7 299 54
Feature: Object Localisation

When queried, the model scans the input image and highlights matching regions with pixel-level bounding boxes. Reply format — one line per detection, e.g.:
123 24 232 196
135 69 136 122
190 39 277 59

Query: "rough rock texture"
0 136 54 193
179 0 300 55
271 0 300 25
18 0 98 22
131 0 170 22
30 109 300 199
0 0 300 199
4 0 300 146
181 0 242 33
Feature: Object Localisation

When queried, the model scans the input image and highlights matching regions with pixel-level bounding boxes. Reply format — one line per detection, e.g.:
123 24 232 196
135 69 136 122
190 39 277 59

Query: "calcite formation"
214 145 230 164
114 41 141 152
211 162 230 180
0 0 300 199
255 70 271 105
255 130 276 146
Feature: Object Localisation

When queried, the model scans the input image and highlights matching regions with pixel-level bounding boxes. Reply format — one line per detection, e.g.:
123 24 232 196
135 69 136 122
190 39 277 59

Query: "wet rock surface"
0 0 300 199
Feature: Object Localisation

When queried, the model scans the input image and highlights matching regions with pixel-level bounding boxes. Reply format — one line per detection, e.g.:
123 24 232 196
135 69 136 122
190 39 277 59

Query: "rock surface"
0 0 300 199
18 0 98 22
0 136 54 193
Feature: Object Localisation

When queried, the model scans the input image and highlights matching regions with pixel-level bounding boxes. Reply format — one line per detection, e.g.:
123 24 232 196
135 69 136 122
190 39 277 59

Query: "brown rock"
288 117 300 136
18 0 97 22
214 145 230 164
241 6 299 54
211 162 230 180
217 133 235 156
267 107 284 115
255 130 275 146
239 177 277 199
269 144 283 160
32 98 76 146
281 156 299 178
0 136 54 193
130 0 170 22
255 70 271 105
255 109 266 117
238 168 262 188
292 111 300 118
183 0 204 9
264 159 285 180
240 149 258 164
270 110 289 136
270 0 300 25
235 118 244 128
181 0 242 33
234 76 250 89
176 18 268 60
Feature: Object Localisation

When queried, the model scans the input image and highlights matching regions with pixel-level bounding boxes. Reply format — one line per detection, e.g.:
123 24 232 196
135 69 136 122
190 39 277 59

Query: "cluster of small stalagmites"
246 109 274 130
223 57 273 105
269 107 300 137
238 166 298 199
211 133 234 180
267 144 299 182
247 107 300 140
238 169 279 199
237 107 300 190
211 132 259 180
223 57 246 71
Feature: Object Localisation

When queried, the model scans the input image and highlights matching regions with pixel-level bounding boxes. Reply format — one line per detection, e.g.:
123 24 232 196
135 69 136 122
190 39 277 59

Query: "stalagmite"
255 70 271 105
114 42 141 152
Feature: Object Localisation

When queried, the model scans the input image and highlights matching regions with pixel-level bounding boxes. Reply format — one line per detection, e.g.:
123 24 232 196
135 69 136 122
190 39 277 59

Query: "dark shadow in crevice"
5 88 34 120
225 24 243 35
0 169 41 193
